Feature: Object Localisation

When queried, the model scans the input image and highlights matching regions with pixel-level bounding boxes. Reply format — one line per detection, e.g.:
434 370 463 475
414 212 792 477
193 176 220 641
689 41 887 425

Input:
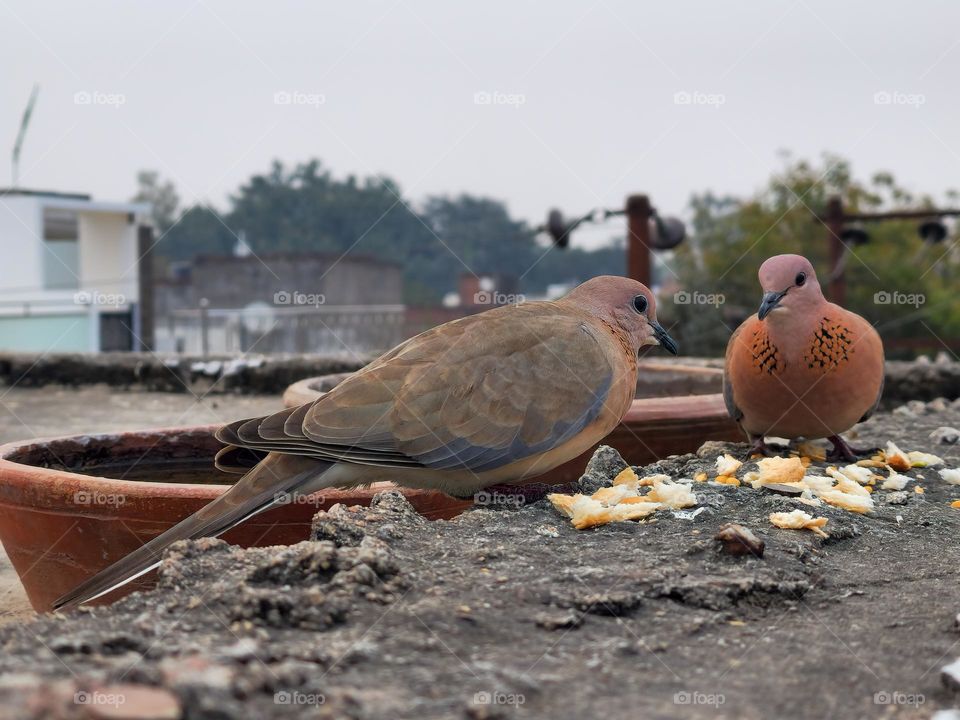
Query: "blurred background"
1 0 959 361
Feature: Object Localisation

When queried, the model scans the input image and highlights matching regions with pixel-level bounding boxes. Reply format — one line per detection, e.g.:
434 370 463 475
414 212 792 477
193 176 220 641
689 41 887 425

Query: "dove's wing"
217 302 620 474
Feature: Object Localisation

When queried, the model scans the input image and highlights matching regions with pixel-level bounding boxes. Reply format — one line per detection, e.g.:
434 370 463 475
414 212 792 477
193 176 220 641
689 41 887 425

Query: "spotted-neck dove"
723 254 884 460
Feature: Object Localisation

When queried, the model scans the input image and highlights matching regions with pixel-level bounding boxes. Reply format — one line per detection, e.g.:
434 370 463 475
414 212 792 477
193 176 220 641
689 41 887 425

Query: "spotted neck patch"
804 317 853 372
749 326 784 375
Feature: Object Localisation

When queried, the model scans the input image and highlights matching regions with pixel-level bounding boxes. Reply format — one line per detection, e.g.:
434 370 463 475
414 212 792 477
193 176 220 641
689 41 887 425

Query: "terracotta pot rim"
0 424 415 509
283 367 729 412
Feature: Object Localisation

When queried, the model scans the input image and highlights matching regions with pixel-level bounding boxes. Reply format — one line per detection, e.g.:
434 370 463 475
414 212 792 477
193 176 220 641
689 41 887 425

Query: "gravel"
0 400 958 718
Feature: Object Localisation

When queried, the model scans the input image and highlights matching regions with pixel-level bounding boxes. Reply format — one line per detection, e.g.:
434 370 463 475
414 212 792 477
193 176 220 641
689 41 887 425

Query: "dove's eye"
795 272 806 286
632 295 648 314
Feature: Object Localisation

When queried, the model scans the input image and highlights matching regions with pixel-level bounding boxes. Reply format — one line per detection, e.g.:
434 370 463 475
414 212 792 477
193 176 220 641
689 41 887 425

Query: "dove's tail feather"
52 453 336 613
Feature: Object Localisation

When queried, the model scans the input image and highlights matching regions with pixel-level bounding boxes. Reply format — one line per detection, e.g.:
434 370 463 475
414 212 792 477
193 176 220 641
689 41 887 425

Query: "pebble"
944 658 960 694
879 491 910 506
931 426 960 445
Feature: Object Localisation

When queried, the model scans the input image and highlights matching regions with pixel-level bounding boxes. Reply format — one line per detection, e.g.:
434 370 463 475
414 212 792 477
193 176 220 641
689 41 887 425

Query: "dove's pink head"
756 254 825 321
562 275 678 356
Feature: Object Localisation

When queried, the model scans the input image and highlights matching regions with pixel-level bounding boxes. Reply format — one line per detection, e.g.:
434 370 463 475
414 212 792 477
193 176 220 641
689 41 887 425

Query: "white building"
0 190 151 352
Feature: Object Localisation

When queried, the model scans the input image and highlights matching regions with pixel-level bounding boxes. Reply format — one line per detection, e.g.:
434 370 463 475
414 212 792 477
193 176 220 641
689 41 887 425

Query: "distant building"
0 189 151 352
154 252 405 354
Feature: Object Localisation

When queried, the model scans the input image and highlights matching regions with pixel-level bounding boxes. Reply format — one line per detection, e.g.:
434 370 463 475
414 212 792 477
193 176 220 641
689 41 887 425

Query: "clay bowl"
283 360 741 485
0 426 471 612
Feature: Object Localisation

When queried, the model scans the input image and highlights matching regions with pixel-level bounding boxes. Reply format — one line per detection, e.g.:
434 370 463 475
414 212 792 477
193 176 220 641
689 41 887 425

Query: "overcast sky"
2 1 958 248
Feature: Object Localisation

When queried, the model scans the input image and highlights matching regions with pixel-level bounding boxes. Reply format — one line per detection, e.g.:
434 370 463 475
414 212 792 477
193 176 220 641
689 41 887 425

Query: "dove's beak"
651 322 679 355
758 289 787 321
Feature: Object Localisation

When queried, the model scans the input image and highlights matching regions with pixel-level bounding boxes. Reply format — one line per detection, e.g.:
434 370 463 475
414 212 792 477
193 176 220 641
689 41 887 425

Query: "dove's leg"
746 435 777 458
826 435 877 462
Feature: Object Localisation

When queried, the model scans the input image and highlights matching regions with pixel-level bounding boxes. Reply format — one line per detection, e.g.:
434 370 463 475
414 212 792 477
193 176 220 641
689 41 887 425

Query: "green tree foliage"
133 170 180 232
150 160 625 303
670 154 959 358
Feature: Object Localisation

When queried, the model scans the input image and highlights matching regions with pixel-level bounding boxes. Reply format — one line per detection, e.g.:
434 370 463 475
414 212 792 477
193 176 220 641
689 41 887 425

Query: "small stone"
576 445 628 494
893 405 916 418
931 711 960 720
931 426 960 445
535 609 583 631
714 523 765 557
928 398 949 412
943 657 960 694
879 491 910 505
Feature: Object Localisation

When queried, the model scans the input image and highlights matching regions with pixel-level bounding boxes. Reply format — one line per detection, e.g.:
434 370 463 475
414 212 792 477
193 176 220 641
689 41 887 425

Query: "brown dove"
54 276 678 611
723 254 884 460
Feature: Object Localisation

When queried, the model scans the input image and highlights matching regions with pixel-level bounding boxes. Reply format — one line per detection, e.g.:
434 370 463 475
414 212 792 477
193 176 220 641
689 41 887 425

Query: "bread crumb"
769 509 829 538
612 467 639 486
715 453 742 477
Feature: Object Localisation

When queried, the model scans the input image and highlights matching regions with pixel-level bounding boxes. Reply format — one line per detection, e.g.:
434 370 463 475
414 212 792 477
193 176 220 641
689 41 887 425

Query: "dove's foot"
826 435 877 462
745 436 778 458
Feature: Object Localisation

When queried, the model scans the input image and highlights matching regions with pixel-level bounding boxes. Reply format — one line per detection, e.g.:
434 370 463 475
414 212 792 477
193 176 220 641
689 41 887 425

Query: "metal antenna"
12 84 40 188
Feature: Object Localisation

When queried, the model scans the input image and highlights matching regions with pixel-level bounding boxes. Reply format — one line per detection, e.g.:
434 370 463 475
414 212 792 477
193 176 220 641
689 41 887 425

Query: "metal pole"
136 225 155 351
626 194 653 286
825 196 846 305
199 298 210 358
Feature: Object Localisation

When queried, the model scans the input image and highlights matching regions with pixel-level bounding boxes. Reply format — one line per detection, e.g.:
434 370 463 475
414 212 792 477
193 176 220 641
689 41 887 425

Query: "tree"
132 170 180 232
669 154 959 357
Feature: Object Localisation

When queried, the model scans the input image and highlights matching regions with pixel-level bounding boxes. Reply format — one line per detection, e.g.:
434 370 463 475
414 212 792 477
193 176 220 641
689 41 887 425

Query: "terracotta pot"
0 426 471 612
282 362 741 484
